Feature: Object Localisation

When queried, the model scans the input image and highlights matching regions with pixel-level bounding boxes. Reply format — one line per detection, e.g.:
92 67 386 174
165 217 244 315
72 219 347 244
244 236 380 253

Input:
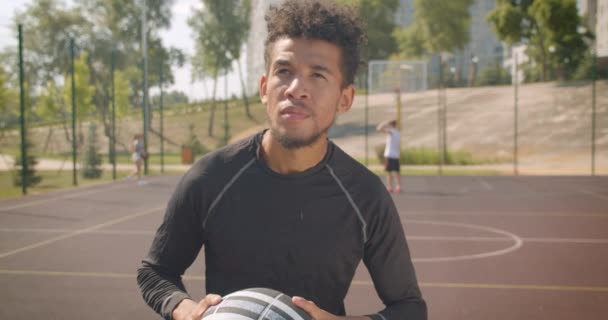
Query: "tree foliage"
394 0 474 59
339 0 400 60
487 0 589 81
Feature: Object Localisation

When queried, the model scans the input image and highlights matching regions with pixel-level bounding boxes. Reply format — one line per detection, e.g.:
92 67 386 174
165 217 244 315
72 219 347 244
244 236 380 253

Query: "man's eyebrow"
272 59 292 68
311 64 333 75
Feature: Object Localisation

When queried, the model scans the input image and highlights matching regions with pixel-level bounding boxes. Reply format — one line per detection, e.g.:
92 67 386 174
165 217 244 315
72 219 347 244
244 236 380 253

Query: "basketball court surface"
1 174 607 319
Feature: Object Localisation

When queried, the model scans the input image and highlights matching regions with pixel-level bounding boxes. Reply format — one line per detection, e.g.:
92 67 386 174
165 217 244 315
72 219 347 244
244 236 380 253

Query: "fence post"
71 38 78 186
365 62 369 166
18 25 27 195
111 48 116 180
514 52 519 176
159 61 164 173
591 50 596 176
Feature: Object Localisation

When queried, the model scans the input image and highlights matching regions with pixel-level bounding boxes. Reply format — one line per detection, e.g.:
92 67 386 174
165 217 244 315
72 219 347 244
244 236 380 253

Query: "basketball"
201 287 312 320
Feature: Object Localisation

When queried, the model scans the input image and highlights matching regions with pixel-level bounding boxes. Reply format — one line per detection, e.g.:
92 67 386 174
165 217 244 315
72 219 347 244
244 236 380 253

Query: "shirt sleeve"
137 172 206 320
363 189 427 320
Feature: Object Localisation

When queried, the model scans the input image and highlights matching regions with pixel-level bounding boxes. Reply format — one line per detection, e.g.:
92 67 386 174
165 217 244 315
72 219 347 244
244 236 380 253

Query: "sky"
0 0 244 101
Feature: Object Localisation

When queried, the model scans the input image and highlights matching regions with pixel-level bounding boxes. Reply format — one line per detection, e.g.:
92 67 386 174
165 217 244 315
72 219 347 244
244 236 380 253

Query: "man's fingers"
292 296 321 317
193 294 222 318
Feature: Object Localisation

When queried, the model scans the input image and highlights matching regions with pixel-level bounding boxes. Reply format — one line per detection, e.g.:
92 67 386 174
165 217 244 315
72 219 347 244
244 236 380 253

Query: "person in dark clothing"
137 1 427 320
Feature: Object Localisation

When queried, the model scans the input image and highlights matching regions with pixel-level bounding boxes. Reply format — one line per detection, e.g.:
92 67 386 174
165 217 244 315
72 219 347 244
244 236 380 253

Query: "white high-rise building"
245 0 283 96
596 0 608 58
395 0 505 84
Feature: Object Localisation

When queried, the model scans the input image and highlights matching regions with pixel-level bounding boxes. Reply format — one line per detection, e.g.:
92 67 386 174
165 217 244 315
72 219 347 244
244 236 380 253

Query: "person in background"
128 134 146 185
377 119 401 193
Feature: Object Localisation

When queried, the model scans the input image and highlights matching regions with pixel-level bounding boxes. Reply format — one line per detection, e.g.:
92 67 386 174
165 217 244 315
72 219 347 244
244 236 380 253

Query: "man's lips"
279 106 310 120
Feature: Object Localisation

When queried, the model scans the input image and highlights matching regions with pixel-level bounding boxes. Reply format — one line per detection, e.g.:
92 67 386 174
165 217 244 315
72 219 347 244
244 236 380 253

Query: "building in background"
395 0 506 86
596 0 608 63
246 0 505 91
579 0 607 67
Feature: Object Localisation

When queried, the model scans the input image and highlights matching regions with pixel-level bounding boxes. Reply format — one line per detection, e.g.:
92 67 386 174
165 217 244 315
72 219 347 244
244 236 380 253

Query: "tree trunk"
208 70 219 137
237 59 252 119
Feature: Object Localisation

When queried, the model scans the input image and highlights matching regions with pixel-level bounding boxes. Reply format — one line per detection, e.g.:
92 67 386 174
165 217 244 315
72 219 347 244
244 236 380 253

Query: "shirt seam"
325 164 368 244
203 157 256 228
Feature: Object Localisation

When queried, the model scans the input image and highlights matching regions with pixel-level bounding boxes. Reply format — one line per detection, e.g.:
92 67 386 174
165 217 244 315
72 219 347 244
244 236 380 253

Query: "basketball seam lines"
372 312 388 320
257 293 282 320
325 164 368 244
203 158 256 228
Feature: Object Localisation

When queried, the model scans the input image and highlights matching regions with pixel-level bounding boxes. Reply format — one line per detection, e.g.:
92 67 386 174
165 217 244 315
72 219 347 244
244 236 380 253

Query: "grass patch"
374 145 503 165
369 168 502 176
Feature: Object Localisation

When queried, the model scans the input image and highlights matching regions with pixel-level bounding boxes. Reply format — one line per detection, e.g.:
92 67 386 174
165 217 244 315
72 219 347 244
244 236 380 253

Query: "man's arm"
136 173 207 320
376 120 392 133
363 189 427 319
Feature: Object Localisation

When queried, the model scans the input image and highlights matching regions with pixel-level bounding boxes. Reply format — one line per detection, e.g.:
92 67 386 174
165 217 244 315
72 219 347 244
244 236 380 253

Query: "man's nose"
284 76 310 100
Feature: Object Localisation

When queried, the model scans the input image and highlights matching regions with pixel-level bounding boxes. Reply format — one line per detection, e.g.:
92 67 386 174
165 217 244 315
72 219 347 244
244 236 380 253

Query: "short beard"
270 127 326 149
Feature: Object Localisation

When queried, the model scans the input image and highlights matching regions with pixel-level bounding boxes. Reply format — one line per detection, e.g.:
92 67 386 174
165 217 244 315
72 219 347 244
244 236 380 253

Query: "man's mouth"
279 106 310 120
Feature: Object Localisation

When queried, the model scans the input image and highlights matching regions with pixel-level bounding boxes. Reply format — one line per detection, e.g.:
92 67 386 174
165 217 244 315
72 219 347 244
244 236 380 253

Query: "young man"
137 1 426 319
376 120 401 193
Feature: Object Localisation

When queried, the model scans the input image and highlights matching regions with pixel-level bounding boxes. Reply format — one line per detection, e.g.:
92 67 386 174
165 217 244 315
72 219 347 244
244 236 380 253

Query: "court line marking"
402 211 608 217
0 206 165 259
0 175 168 212
404 220 523 262
578 188 608 202
1 228 606 245
477 177 493 191
0 228 155 235
1 269 606 293
0 183 132 212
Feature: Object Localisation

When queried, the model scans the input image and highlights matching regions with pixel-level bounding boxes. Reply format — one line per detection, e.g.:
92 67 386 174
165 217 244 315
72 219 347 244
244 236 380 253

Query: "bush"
81 123 103 179
13 139 42 187
184 123 208 156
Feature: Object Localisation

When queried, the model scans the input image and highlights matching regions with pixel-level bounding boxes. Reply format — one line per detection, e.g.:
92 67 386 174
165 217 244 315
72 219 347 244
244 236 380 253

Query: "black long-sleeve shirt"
137 131 427 320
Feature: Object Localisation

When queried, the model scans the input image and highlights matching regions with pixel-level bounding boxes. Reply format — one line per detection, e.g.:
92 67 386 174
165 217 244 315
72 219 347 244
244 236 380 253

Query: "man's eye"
312 73 326 79
277 69 291 75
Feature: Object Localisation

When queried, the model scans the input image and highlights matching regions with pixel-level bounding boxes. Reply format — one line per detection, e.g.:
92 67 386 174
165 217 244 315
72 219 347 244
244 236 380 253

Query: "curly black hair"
264 0 366 87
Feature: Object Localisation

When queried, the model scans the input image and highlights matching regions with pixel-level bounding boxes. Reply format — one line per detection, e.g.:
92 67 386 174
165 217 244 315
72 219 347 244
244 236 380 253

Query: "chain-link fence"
331 50 607 176
3 14 607 197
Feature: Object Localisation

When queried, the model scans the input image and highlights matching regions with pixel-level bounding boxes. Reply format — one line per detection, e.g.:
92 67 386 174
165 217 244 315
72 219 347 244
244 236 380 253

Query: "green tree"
113 70 131 118
81 122 103 179
487 0 589 81
394 0 474 58
341 0 400 60
13 138 42 188
0 67 17 131
63 53 95 146
189 0 234 137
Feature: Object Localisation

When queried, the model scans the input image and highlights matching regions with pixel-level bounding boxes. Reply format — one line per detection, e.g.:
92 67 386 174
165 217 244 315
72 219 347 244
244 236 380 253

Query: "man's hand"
292 296 371 320
172 294 222 320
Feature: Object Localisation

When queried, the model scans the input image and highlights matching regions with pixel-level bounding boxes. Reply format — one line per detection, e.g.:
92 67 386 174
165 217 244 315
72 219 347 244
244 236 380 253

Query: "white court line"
2 229 606 244
402 211 608 217
0 228 155 236
404 220 524 262
2 269 606 293
0 205 164 259
0 175 167 211
578 188 608 201
407 236 608 244
0 269 205 281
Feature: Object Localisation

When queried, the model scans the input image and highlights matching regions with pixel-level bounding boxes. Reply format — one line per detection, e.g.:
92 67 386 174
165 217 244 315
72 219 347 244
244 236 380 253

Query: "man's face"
260 37 354 149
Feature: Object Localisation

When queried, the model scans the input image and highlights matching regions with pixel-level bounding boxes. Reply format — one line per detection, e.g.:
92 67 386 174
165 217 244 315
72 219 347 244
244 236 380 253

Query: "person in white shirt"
377 119 401 193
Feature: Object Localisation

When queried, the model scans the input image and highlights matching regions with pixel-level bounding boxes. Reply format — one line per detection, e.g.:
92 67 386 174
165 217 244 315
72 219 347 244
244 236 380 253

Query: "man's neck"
260 131 328 175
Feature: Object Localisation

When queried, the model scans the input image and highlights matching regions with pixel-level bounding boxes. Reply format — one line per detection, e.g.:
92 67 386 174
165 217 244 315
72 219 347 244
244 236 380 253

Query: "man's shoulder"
329 142 383 186
185 132 258 181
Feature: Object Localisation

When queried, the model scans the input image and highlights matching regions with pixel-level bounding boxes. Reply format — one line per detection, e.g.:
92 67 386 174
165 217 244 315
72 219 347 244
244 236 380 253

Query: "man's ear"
337 85 355 114
260 74 268 104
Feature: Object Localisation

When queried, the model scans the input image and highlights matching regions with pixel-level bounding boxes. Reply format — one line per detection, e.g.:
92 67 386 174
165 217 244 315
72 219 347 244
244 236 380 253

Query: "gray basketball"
201 288 312 320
